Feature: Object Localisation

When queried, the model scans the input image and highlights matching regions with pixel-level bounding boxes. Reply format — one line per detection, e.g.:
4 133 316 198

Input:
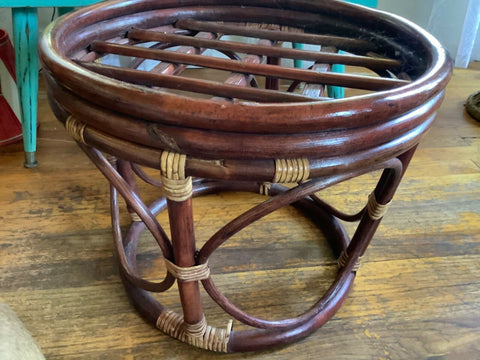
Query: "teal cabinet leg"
326 0 378 99
347 0 378 7
292 43 303 68
57 7 75 16
327 64 346 99
12 7 38 168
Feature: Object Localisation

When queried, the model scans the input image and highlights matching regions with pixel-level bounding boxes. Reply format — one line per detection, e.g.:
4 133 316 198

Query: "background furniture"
293 0 378 98
328 0 378 98
2 1 101 167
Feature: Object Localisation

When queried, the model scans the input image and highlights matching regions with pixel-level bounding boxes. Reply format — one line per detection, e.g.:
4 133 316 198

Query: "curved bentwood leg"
77 136 416 352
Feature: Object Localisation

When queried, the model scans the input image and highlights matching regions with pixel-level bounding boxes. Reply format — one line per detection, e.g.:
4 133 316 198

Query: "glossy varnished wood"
13 0 460 353
0 66 478 358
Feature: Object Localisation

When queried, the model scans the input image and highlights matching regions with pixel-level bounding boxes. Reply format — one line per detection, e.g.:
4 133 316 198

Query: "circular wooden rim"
39 0 452 161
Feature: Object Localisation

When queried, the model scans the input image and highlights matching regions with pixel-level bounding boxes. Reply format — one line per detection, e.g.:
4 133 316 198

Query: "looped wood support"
156 310 232 352
160 151 193 202
366 192 391 220
65 116 86 144
273 158 310 183
164 259 210 282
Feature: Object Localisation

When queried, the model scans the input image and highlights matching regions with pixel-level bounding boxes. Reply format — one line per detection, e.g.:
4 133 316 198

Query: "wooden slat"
303 63 330 98
146 31 216 75
176 19 376 53
78 62 327 103
90 41 410 91
73 26 191 63
212 38 274 102
300 46 339 98
128 28 401 70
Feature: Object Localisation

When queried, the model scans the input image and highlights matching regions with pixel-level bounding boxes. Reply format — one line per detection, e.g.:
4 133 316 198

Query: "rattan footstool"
39 0 452 352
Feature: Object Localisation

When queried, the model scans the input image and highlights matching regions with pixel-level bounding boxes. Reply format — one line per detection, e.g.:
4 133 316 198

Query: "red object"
0 29 22 146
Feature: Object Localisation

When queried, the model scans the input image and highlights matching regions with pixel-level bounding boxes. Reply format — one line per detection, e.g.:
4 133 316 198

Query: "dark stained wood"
147 31 217 76
89 40 409 91
39 8 452 139
168 199 205 325
78 62 324 103
175 19 376 53
38 0 453 349
128 28 402 70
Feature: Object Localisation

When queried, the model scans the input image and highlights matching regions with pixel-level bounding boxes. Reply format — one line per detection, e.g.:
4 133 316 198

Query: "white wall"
378 0 436 29
473 28 480 60
0 9 13 37
378 0 472 61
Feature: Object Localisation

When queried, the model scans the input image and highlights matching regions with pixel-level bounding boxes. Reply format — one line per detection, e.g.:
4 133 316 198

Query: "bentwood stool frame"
39 0 452 353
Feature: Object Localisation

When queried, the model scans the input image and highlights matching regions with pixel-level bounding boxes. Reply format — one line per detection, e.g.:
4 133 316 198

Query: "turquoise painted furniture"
346 0 378 7
293 0 378 98
3 1 101 167
328 0 378 99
